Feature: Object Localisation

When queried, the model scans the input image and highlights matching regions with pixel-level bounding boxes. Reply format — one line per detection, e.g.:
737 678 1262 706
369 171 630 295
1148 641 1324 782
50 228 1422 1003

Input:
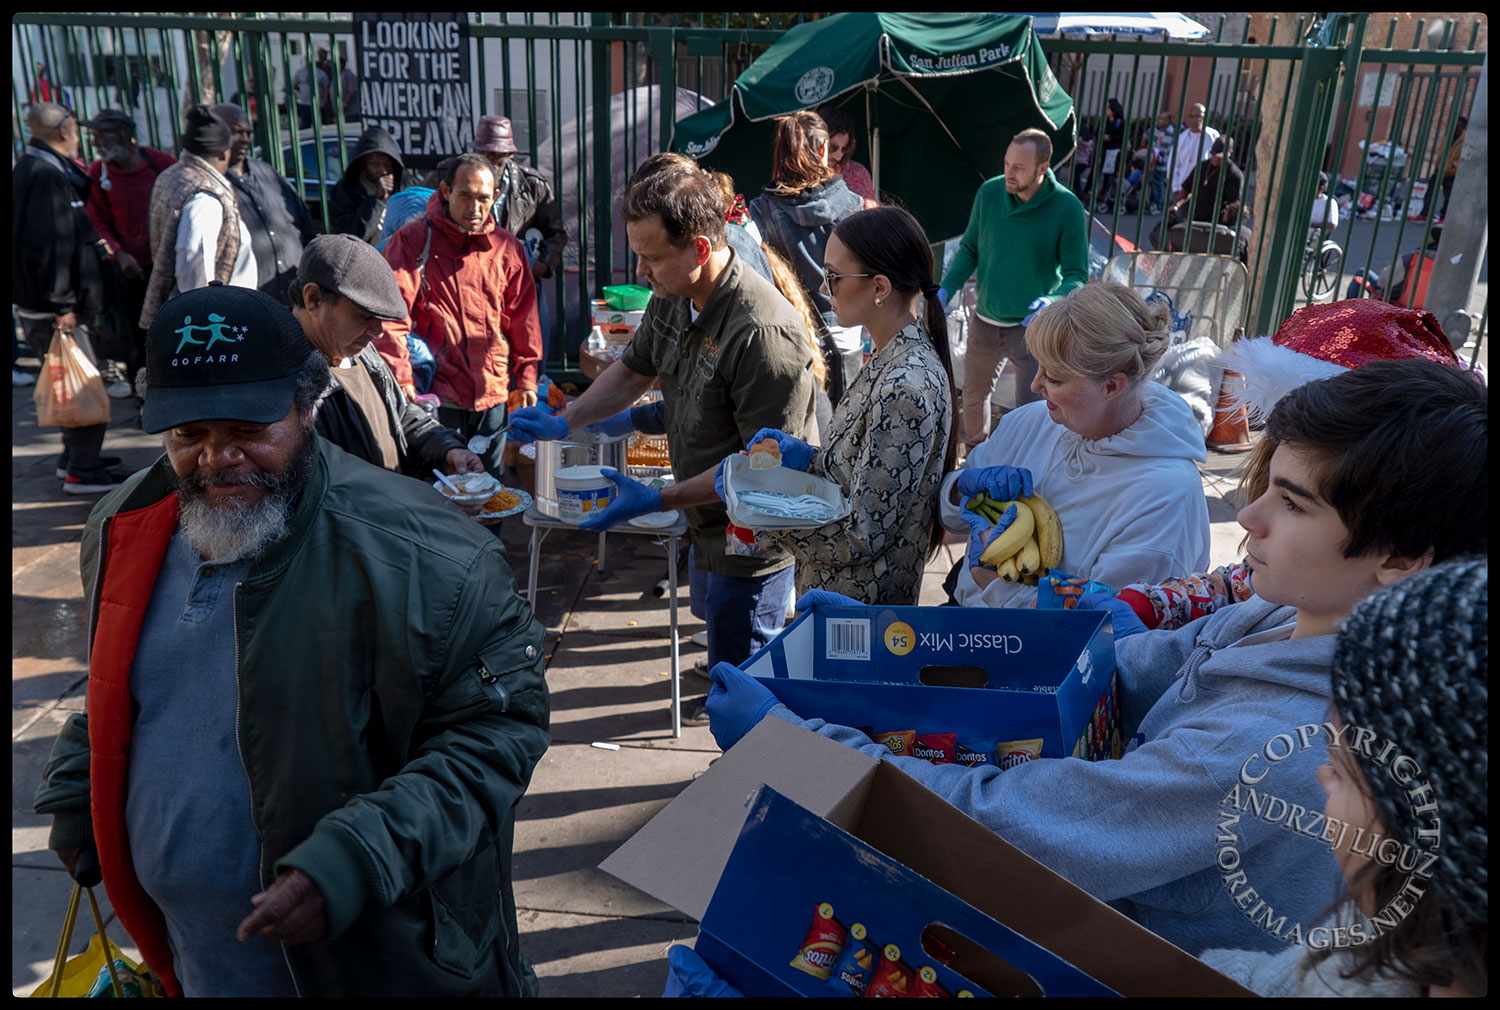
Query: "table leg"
597 529 608 577
527 526 543 603
668 533 681 739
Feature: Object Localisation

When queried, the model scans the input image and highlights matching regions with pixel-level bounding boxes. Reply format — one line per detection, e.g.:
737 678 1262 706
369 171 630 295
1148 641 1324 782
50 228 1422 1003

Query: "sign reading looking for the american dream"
355 13 474 168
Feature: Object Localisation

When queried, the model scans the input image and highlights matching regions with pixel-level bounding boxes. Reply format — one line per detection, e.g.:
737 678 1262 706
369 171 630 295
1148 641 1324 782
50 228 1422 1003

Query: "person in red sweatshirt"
82 108 176 386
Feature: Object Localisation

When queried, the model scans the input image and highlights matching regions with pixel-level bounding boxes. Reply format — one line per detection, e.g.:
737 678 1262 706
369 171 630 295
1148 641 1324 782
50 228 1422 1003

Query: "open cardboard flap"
601 716 1253 997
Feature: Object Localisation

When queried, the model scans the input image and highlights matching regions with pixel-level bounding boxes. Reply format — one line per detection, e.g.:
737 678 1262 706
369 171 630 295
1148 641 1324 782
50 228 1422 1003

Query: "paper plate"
475 487 533 524
431 473 503 504
628 509 681 530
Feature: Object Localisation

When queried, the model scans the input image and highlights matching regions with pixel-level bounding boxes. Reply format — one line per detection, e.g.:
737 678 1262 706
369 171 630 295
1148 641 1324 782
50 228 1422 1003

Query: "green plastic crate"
602 284 652 311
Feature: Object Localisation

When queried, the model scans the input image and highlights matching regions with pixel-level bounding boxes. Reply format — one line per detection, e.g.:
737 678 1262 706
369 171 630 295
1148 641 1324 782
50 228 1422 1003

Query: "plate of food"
474 486 532 523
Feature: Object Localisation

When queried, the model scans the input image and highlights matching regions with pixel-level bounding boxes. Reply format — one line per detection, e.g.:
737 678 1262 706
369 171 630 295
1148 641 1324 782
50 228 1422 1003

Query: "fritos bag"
34 325 111 428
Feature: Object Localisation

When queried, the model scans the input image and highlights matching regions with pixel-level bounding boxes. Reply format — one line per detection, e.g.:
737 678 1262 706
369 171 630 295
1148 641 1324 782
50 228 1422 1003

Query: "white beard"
173 434 312 563
177 489 293 564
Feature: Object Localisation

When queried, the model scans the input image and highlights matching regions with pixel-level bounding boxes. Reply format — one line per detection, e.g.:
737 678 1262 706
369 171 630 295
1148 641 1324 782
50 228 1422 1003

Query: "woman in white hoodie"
942 282 1210 607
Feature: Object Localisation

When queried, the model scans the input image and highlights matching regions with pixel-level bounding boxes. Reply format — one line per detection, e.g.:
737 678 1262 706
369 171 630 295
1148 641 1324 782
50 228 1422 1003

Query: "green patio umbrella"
676 12 1075 243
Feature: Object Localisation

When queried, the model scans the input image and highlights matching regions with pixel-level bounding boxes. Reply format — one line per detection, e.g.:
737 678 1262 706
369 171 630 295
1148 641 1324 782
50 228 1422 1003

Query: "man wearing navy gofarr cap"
33 282 550 998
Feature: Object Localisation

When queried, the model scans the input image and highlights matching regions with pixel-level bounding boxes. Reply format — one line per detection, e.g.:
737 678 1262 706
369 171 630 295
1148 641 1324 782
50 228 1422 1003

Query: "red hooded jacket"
377 190 542 410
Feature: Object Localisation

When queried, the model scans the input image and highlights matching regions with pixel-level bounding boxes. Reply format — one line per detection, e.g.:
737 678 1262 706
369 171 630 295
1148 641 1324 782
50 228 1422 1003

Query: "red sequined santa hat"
1216 299 1462 421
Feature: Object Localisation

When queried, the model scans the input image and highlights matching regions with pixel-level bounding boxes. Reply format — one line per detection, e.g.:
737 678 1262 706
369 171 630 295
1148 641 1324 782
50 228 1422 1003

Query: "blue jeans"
524 236 554 366
688 546 795 669
1149 166 1167 211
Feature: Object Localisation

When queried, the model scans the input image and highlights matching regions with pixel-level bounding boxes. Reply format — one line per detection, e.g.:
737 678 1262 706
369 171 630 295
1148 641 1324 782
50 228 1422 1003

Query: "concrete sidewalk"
10 363 1247 997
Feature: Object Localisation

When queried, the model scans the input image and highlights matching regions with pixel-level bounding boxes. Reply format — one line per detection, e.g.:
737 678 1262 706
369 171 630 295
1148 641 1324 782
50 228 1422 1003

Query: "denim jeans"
523 235 554 366
1149 166 1167 211
688 546 796 669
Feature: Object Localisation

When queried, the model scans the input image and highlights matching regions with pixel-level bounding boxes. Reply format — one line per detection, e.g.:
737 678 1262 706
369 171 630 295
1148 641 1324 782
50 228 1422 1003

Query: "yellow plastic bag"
28 883 162 998
33 325 111 428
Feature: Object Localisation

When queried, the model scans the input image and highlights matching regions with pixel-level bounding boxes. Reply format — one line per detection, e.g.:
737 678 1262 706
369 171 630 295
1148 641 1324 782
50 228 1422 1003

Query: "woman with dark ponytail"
737 206 957 604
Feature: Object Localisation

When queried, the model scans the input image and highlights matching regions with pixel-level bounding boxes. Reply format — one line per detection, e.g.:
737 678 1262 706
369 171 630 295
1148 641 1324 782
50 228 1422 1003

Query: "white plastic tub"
554 464 615 524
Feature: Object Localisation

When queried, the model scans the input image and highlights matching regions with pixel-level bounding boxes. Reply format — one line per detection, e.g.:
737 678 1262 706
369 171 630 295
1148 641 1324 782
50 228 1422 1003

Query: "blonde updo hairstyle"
1024 282 1170 386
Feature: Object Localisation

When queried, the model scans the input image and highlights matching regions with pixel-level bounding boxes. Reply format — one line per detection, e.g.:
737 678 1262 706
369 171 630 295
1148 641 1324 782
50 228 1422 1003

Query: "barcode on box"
825 618 871 661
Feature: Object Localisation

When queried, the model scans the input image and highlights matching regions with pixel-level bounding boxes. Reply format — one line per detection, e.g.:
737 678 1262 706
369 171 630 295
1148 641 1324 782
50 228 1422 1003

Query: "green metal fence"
13 12 1485 362
11 11 825 365
1040 13 1485 345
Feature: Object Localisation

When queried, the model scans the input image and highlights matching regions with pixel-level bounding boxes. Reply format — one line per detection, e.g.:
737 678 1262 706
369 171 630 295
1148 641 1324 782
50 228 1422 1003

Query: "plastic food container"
431 472 502 505
554 465 615 524
602 284 652 311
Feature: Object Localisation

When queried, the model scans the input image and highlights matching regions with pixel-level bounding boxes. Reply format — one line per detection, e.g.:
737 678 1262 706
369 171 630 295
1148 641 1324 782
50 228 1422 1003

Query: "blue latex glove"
663 945 745 998
583 407 637 437
1078 592 1150 640
795 589 863 610
507 404 569 444
955 465 1034 502
959 497 1017 571
579 467 662 531
630 400 668 435
1021 296 1053 327
745 427 814 472
937 286 950 309
706 662 781 752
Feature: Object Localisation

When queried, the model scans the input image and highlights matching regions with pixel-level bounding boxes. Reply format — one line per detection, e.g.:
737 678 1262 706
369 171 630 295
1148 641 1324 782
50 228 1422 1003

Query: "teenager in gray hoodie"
1200 557 1487 996
705 357 1487 960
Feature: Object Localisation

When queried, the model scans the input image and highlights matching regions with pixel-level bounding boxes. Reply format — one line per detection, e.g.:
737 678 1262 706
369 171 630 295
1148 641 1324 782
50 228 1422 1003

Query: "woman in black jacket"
748 111 864 408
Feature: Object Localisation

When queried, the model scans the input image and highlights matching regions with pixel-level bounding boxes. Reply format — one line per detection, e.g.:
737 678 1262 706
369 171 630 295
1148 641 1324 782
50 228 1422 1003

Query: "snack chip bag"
789 902 846 980
996 738 1044 771
1036 570 1114 611
870 730 916 757
912 732 957 765
827 922 877 996
915 964 951 998
955 738 998 768
864 944 914 998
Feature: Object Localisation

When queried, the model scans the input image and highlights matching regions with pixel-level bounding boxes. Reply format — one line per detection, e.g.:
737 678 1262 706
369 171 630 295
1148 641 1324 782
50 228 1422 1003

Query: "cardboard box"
591 298 645 331
601 717 1252 997
741 605 1124 762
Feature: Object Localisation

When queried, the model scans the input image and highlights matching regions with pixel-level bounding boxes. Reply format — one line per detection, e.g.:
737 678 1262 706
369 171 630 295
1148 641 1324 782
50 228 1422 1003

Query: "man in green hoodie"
939 128 1088 450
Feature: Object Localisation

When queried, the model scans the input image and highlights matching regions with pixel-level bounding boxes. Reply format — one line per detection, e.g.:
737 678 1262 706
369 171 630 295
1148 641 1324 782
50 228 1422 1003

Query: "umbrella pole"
866 83 880 197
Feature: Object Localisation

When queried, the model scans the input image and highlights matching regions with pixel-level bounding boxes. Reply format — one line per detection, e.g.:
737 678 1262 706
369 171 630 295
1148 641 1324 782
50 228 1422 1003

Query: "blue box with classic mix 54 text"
740 605 1123 761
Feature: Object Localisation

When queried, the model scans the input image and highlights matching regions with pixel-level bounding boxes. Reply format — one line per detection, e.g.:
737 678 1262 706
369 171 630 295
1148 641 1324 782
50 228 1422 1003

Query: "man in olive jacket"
33 283 550 997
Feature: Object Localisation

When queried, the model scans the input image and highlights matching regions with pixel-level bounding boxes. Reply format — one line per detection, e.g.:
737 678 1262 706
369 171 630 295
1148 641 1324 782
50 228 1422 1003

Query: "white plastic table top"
520 503 688 737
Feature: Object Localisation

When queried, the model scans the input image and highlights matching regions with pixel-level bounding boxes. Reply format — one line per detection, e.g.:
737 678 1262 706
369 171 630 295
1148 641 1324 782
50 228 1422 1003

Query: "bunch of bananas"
965 492 1063 586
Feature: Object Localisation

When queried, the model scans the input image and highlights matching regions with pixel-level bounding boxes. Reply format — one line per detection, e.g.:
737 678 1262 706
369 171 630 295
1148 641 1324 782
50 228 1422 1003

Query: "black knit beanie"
1330 556 1488 927
181 103 231 157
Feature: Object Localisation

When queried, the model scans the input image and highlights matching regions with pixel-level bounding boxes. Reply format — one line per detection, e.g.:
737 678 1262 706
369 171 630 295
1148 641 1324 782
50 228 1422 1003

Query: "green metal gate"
1040 12 1485 344
11 11 825 365
14 12 1485 360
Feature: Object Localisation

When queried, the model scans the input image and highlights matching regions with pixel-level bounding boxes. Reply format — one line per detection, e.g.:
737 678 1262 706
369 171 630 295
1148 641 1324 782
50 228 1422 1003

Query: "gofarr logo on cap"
171 311 249 362
141 283 310 434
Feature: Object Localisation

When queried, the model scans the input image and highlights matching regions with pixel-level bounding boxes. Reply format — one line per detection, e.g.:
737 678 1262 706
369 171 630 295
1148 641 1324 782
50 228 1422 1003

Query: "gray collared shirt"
620 250 818 576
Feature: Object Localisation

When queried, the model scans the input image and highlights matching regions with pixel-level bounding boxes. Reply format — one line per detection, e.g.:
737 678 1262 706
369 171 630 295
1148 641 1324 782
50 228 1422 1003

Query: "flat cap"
296 233 409 321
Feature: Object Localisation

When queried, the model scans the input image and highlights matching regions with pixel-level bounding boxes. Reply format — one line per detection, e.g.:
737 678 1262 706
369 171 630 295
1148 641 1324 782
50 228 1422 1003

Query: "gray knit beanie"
1330 556 1488 927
